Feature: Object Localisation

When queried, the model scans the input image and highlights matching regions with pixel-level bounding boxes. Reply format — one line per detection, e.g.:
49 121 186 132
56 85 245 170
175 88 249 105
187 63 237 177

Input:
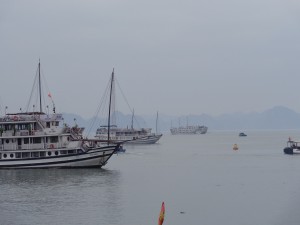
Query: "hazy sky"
1 0 300 118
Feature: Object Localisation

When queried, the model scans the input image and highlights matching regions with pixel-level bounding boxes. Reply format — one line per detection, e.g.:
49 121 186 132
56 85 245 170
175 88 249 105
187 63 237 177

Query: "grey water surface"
1 130 300 225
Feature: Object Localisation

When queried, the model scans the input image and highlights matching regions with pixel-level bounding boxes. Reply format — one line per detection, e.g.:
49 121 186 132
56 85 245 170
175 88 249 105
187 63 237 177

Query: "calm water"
1 130 300 225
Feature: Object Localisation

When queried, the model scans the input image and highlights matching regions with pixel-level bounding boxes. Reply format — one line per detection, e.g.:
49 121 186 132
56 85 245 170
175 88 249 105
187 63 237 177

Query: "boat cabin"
0 113 84 160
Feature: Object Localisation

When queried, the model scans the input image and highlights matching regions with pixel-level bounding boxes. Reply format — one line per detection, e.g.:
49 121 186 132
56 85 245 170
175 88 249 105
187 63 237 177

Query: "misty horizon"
1 1 300 118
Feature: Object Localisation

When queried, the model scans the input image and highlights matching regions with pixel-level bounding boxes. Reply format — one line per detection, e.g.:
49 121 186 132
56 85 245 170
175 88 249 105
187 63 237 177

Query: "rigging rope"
86 76 111 137
116 79 142 129
25 66 39 112
86 70 148 137
25 63 54 113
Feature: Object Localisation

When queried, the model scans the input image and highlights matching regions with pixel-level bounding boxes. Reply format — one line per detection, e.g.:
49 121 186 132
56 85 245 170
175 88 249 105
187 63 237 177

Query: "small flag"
158 202 165 225
48 92 52 98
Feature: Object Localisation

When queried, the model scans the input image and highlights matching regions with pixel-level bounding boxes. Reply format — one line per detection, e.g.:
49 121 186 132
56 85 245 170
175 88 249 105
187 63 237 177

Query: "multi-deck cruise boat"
95 126 162 144
170 125 208 135
0 62 120 169
94 69 162 144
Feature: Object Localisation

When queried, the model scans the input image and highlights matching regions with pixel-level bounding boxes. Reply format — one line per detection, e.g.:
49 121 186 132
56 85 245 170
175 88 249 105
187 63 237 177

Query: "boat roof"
7 112 46 116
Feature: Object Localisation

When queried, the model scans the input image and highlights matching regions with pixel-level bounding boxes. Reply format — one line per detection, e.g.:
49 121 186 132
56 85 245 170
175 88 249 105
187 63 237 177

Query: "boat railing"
1 130 44 137
0 142 70 151
0 115 35 123
1 131 14 137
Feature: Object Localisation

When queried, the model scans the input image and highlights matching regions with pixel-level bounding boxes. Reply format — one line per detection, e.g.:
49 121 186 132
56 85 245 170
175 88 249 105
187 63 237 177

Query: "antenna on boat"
131 108 134 130
107 68 114 145
38 59 42 113
156 111 158 134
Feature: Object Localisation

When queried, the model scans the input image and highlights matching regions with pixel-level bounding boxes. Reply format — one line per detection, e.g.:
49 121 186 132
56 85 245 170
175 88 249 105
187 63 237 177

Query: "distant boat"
239 132 247 137
95 69 162 144
170 125 208 135
96 126 162 144
283 138 300 154
233 144 239 150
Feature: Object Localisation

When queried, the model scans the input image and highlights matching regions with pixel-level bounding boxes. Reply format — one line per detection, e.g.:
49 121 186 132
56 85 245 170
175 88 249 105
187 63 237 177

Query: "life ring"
50 144 54 149
13 116 18 121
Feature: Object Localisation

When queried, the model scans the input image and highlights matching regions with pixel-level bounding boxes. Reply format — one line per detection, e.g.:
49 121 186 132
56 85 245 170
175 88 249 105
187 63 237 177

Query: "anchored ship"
0 61 120 168
95 69 162 144
170 125 208 135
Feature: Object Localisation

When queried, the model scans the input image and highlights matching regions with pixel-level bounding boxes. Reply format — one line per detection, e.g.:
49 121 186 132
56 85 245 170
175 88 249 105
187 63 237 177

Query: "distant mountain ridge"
62 106 300 134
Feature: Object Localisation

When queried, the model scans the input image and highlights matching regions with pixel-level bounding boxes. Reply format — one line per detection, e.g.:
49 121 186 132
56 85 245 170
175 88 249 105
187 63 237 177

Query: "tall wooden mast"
38 59 42 113
107 68 114 144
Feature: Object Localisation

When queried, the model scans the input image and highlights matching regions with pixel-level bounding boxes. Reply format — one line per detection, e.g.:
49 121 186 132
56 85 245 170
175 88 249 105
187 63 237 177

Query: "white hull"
125 134 162 144
170 126 208 135
0 146 118 169
291 149 300 154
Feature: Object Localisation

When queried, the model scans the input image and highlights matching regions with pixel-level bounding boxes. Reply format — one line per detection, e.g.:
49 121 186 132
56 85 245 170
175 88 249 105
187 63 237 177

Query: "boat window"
10 154 14 158
47 151 52 156
3 154 7 158
15 153 21 158
24 138 29 144
31 152 39 158
55 151 59 156
33 137 42 144
50 136 58 143
5 139 9 144
60 150 67 155
40 152 46 157
21 152 30 158
46 122 50 128
67 150 76 154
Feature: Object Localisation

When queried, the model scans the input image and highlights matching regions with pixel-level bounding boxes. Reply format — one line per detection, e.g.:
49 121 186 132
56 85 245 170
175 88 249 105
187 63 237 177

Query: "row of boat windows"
0 123 37 131
1 136 60 144
0 121 59 131
0 149 83 159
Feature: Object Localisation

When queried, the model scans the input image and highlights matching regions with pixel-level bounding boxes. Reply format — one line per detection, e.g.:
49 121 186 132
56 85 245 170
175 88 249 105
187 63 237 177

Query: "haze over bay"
1 0 300 118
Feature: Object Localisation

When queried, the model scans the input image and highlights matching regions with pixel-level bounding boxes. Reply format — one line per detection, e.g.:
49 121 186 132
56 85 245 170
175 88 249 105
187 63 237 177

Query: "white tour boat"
94 69 162 144
0 62 120 169
170 125 208 135
96 126 162 144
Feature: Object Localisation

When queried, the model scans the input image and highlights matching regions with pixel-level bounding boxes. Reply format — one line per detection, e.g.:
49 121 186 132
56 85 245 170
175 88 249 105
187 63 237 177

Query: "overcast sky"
1 0 300 118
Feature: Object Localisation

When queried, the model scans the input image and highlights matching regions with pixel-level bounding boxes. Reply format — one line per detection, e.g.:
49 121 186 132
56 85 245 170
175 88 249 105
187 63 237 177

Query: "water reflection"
0 169 123 225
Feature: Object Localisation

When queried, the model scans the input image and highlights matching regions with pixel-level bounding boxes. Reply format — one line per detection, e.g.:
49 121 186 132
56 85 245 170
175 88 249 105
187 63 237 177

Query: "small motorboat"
239 132 247 137
283 138 300 154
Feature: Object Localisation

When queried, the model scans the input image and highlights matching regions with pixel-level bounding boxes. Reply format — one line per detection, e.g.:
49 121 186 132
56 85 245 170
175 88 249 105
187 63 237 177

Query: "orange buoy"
233 144 238 151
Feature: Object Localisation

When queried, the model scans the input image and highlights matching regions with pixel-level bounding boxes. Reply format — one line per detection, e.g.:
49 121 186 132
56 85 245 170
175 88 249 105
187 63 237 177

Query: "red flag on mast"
158 202 165 225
